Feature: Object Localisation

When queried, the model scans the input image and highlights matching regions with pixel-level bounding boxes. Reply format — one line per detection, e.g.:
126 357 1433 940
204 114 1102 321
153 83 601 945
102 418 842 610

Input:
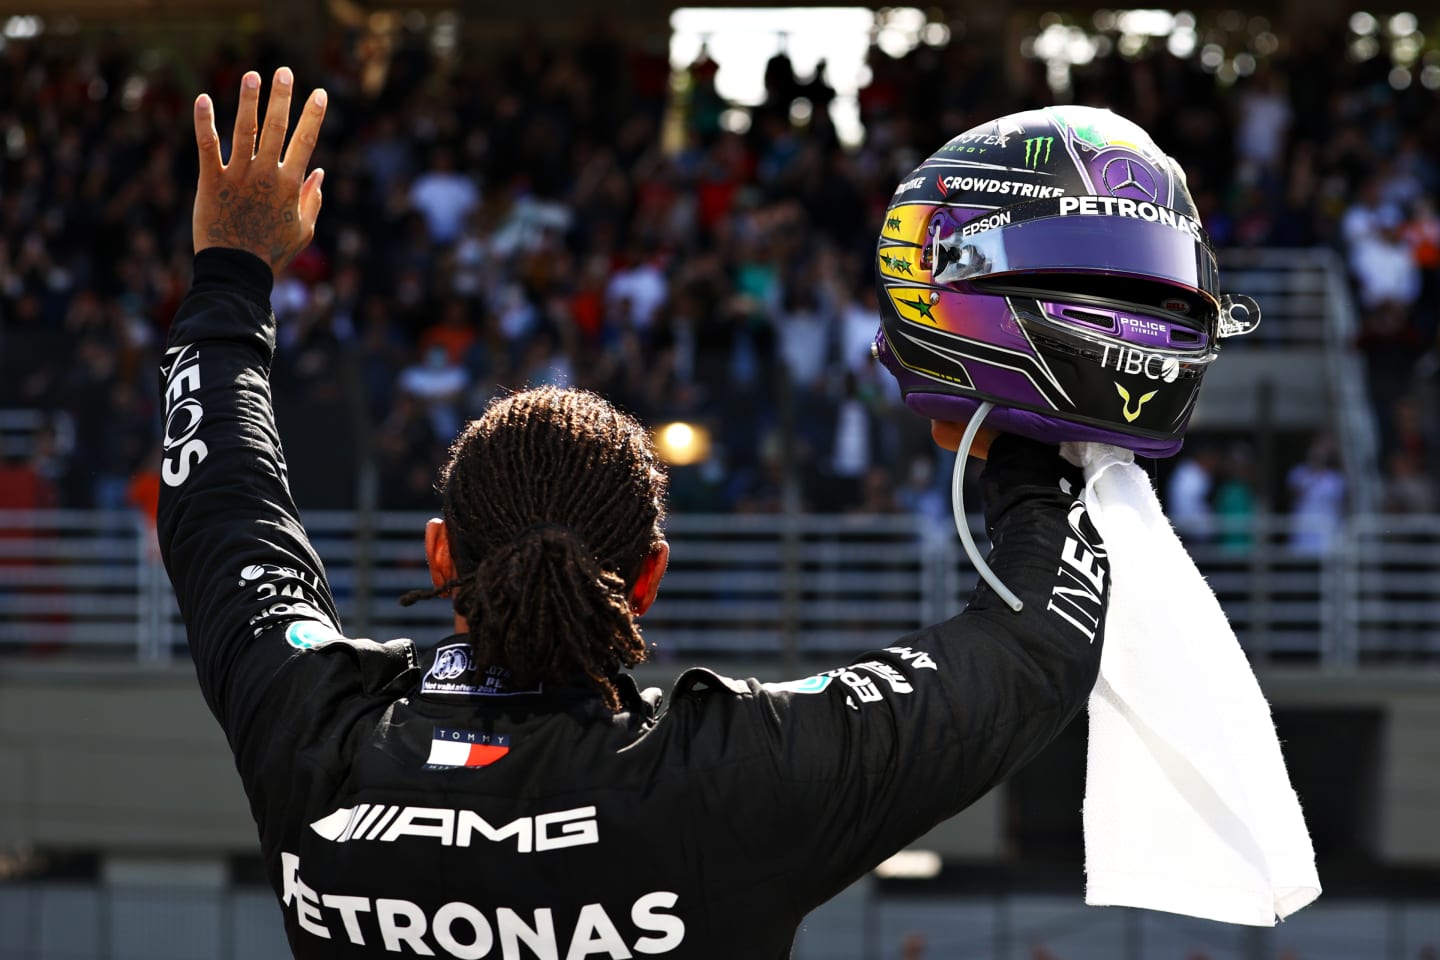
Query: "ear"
425 518 456 591
627 541 669 617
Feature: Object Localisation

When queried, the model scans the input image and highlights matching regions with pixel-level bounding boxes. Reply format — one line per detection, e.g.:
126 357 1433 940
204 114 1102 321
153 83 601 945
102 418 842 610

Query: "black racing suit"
158 249 1109 960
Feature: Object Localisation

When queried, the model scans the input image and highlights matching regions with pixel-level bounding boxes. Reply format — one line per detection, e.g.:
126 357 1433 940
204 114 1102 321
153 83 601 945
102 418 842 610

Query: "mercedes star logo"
1101 157 1159 202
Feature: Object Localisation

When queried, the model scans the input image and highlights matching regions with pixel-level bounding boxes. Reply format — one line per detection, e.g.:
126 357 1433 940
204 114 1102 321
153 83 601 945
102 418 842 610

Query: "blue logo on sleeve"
285 620 342 650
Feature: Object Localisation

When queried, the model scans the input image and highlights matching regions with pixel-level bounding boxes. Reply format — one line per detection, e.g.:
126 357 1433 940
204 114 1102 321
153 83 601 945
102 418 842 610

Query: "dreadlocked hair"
400 387 668 710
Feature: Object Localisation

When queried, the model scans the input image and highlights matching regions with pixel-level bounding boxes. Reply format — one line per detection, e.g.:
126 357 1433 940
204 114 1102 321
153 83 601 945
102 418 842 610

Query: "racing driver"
159 67 1108 959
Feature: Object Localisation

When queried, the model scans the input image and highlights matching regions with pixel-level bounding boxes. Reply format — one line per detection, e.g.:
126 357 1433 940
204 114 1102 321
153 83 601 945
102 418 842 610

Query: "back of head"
412 387 667 708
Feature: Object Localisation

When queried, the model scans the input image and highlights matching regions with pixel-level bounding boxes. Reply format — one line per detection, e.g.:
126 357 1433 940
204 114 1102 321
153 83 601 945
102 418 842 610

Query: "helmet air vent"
1062 308 1117 332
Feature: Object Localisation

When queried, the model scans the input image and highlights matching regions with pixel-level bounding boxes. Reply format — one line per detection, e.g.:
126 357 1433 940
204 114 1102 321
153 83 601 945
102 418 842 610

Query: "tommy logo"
427 727 510 768
1115 382 1158 422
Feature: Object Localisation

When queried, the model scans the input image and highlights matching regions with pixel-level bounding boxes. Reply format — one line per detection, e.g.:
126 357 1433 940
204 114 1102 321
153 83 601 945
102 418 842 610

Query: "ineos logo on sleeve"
1047 499 1107 642
160 344 209 487
163 399 204 450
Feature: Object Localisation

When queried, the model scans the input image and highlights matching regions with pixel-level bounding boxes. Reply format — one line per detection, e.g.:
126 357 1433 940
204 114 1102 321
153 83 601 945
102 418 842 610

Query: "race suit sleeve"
671 436 1107 914
156 248 344 749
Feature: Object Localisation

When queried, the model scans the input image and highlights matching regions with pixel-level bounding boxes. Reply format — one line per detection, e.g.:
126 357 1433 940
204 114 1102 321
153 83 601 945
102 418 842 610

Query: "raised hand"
192 66 327 274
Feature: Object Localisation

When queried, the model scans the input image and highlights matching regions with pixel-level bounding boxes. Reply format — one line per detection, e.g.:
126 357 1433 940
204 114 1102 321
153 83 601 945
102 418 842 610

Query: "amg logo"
310 804 598 852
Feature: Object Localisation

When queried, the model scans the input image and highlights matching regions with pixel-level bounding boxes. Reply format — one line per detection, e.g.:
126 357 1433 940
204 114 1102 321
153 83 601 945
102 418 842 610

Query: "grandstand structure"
2 1 1440 958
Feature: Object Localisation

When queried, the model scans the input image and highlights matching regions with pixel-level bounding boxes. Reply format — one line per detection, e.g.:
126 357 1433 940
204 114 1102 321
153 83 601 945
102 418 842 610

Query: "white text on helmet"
938 176 1065 200
1100 345 1182 383
960 210 1013 238
1058 195 1203 242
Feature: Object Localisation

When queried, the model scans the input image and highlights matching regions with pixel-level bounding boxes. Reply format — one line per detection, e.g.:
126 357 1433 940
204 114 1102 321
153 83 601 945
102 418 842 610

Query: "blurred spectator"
399 346 470 443
1344 178 1421 313
896 452 950 531
1234 70 1292 184
1214 443 1258 554
1166 444 1221 543
408 146 480 246
0 449 58 512
1384 449 1435 514
1287 434 1346 555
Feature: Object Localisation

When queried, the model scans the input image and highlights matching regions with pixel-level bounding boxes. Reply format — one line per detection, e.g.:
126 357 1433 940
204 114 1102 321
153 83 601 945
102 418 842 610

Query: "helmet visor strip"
927 200 1222 311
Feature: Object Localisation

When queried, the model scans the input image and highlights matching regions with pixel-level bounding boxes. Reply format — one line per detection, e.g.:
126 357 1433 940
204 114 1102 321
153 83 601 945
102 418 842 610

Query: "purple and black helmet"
872 105 1259 458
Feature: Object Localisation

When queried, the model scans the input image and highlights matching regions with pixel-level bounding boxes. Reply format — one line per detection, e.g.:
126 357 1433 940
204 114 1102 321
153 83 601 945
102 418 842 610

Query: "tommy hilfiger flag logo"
427 727 510 768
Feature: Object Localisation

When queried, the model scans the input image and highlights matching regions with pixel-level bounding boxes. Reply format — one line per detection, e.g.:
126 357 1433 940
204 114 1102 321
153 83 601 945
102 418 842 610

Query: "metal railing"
1 508 1434 666
0 880 1434 960
1218 246 1382 513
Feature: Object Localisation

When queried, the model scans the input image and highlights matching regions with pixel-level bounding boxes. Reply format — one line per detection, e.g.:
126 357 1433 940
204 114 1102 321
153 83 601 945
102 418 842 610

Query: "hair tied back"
512 522 585 546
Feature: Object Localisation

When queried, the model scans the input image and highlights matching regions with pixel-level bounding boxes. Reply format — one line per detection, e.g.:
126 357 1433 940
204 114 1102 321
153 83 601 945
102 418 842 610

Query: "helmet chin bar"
951 401 1025 613
1219 294 1261 338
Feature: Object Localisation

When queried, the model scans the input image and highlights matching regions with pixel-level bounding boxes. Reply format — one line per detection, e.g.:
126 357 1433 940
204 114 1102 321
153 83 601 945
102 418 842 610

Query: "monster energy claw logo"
1023 136 1053 168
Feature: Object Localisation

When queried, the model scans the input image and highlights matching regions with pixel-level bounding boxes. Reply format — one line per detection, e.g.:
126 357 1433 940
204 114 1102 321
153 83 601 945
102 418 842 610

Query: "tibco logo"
1100 344 1181 383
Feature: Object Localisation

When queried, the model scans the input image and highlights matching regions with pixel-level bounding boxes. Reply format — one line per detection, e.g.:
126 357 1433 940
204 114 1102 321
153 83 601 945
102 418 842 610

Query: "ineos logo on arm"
160 343 210 487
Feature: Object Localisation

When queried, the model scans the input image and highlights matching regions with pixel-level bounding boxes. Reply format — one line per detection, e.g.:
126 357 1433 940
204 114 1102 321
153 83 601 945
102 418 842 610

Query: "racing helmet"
872 105 1259 457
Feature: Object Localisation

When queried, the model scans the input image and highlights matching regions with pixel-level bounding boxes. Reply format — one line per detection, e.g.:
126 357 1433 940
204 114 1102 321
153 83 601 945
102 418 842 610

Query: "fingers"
231 70 261 164
255 66 294 166
193 93 223 180
282 88 328 179
299 167 325 227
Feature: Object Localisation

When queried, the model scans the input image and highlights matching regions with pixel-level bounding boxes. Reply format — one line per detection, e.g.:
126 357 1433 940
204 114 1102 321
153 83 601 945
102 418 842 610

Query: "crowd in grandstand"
1 19 1437 530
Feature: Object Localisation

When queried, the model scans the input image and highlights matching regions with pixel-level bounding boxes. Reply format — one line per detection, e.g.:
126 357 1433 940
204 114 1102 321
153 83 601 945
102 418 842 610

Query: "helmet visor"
925 199 1221 307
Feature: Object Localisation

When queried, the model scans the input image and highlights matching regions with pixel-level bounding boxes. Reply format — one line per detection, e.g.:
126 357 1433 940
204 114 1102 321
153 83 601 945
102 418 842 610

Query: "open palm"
191 66 327 274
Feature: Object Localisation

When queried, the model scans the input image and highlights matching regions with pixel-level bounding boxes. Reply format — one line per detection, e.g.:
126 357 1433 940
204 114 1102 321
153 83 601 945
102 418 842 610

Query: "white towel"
1058 441 1322 926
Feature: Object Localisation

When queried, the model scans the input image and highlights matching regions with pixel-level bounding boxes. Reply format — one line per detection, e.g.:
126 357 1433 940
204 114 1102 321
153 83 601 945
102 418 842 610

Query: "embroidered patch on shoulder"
426 727 510 769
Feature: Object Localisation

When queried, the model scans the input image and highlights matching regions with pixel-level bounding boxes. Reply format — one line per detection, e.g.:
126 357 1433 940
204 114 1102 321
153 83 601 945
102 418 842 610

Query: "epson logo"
960 209 1013 238
1100 344 1181 383
310 804 599 853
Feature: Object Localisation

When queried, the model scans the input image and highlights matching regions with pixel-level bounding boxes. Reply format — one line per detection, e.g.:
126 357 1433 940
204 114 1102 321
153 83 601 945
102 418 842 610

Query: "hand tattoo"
206 177 304 267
